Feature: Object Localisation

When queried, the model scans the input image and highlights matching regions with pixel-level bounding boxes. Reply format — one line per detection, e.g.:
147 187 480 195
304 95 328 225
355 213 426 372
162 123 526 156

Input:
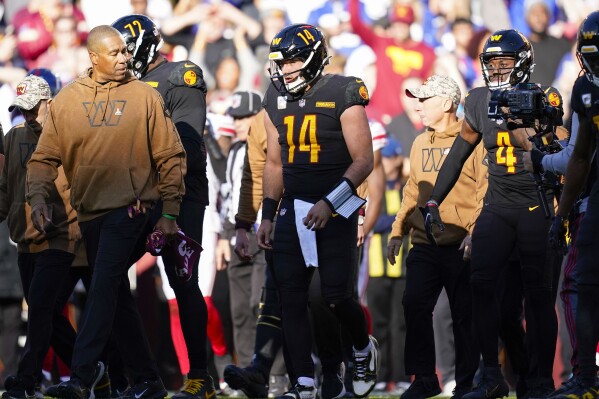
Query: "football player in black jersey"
423 29 561 399
256 24 378 399
111 15 215 399
550 11 599 399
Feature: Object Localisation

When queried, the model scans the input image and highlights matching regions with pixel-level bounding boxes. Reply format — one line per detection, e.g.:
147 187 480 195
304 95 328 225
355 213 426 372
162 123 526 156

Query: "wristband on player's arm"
322 177 366 218
430 135 477 204
262 198 279 222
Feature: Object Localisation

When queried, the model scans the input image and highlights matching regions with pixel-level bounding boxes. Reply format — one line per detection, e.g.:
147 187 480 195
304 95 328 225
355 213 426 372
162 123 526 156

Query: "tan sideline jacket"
26 70 186 222
235 110 267 226
391 119 488 246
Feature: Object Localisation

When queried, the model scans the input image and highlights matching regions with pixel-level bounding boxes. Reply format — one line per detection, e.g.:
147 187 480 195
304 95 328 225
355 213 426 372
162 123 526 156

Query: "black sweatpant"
73 207 159 386
154 199 209 375
272 198 369 379
16 249 75 382
403 243 478 389
470 204 556 388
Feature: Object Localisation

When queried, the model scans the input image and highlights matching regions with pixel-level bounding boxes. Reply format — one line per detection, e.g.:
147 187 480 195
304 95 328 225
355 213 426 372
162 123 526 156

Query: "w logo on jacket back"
82 100 127 127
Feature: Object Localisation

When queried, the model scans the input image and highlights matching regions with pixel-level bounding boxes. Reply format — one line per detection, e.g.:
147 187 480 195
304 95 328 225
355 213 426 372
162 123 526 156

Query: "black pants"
73 207 159 385
368 276 408 384
17 249 75 383
252 249 286 377
403 243 477 389
570 201 599 382
470 205 556 388
272 198 369 378
0 298 22 381
228 260 266 366
154 199 209 375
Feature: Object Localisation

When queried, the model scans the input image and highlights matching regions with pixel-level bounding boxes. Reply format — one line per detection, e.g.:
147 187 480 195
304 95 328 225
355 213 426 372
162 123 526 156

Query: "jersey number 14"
284 114 321 163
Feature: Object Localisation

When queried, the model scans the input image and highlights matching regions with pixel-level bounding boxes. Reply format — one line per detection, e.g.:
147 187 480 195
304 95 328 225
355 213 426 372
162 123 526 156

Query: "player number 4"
284 114 321 163
496 131 516 173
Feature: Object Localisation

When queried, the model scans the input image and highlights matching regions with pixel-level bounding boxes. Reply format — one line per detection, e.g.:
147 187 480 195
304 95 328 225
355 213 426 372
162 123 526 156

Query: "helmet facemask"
127 30 163 79
480 49 534 90
269 38 329 97
577 47 599 87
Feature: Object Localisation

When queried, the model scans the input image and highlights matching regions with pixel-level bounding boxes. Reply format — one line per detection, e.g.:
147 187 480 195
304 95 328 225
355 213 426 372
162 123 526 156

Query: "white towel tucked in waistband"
294 199 318 268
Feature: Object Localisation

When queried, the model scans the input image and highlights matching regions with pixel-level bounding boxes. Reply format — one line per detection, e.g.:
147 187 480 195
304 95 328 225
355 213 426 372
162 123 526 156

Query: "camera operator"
423 29 562 399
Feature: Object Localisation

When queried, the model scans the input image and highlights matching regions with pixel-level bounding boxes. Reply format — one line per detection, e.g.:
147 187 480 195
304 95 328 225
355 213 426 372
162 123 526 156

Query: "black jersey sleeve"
463 87 488 134
340 76 370 116
167 61 207 93
571 76 589 119
543 85 564 126
0 124 4 155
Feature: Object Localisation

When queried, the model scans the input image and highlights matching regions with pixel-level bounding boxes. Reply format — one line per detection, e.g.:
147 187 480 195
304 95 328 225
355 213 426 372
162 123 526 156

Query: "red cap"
390 4 415 25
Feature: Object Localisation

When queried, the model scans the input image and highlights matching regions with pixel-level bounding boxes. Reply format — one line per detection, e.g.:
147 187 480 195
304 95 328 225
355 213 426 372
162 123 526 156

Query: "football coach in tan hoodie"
26 25 185 399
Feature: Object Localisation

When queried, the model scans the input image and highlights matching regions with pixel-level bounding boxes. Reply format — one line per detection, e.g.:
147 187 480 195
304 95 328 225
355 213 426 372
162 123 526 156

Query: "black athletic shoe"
223 365 268 398
551 377 599 399
400 375 442 399
463 367 509 399
116 379 167 399
2 375 36 399
172 375 216 399
46 362 105 399
549 376 577 398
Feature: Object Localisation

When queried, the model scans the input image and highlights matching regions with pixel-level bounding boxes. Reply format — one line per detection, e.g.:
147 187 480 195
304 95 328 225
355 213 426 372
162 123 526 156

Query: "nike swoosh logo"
529 206 539 211
135 389 149 399
205 391 216 399
355 79 363 83
184 63 195 68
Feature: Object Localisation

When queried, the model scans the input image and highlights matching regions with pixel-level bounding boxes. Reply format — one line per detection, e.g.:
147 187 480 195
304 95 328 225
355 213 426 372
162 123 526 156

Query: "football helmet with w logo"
577 11 599 87
479 29 534 90
268 24 330 96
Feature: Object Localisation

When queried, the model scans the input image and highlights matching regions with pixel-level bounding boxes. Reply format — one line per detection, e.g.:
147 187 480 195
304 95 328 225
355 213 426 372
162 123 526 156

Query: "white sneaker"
352 336 379 397
275 384 316 399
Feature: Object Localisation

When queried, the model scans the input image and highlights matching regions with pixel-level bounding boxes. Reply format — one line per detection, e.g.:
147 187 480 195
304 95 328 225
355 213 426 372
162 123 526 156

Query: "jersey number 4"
284 114 321 163
496 131 516 173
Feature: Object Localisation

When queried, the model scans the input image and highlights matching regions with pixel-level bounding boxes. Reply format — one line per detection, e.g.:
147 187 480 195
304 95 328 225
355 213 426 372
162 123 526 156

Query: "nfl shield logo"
299 99 306 108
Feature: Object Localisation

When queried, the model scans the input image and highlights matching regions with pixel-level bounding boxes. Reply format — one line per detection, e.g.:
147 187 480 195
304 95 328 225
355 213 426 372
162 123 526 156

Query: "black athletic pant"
470 204 556 389
368 276 407 384
154 199 209 376
403 243 478 389
570 201 599 383
272 198 370 379
17 249 75 384
73 207 159 386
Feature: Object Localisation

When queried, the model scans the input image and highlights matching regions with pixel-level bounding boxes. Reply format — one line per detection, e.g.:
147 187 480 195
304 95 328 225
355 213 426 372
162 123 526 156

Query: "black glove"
420 200 445 246
548 215 568 254
530 148 546 174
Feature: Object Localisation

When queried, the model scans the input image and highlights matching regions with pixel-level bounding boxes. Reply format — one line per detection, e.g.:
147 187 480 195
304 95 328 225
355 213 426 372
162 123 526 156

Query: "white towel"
294 199 319 268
